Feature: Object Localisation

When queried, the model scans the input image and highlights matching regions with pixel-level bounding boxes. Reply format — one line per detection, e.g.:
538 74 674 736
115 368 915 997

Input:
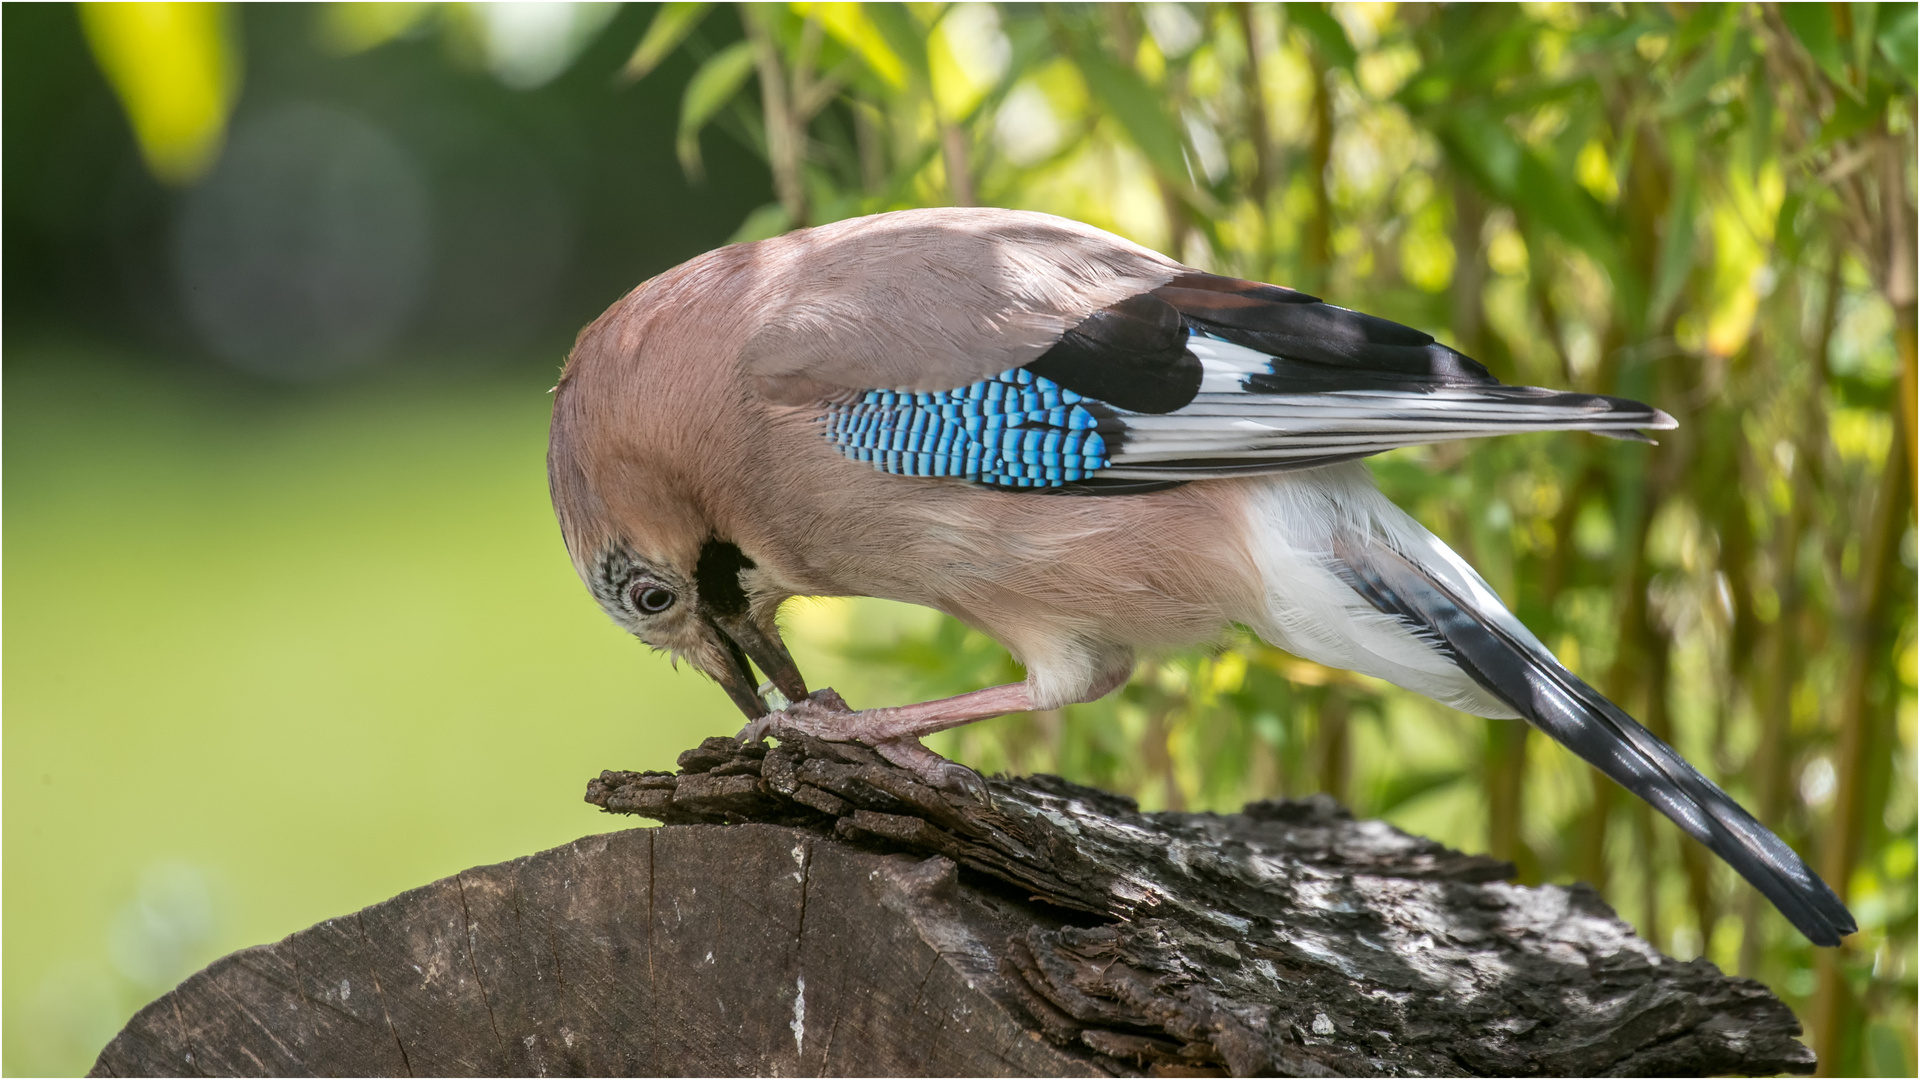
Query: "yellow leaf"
79 2 238 185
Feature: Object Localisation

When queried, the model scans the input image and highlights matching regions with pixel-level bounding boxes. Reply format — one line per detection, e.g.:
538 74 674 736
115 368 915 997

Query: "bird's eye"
631 584 676 614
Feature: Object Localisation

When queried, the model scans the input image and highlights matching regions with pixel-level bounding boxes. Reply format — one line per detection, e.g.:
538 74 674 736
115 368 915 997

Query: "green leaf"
729 202 793 244
1284 3 1357 71
1744 52 1776 174
1774 191 1807 264
1780 3 1856 96
1668 3 1724 62
1366 766 1468 817
1439 108 1522 194
1067 46 1190 181
1819 80 1891 145
1436 108 1620 288
623 2 712 82
677 41 759 177
1851 2 1880 84
1655 51 1722 119
1876 3 1917 88
1647 173 1696 329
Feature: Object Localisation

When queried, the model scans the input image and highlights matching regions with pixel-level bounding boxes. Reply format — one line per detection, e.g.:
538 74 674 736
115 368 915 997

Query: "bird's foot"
736 689 989 801
736 688 854 743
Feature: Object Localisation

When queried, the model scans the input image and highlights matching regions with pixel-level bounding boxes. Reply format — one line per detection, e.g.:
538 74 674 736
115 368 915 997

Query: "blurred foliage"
55 2 1918 1075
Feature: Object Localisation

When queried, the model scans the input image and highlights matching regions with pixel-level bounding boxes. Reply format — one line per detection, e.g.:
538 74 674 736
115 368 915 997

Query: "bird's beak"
702 610 810 720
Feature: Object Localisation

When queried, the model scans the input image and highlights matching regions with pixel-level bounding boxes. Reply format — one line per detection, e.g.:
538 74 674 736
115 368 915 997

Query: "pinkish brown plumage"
548 207 1852 947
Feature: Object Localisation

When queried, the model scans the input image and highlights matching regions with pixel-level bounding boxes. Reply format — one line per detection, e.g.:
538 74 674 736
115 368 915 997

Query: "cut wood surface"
92 733 1815 1077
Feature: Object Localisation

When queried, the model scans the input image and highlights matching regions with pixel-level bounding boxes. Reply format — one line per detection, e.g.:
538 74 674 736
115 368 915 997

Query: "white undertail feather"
1237 462 1537 718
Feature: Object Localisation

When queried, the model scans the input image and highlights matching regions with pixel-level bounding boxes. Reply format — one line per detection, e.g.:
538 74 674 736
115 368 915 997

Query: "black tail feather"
1334 532 1856 947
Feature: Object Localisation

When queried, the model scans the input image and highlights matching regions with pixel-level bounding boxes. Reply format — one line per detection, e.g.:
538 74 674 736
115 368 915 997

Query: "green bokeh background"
5 356 747 1074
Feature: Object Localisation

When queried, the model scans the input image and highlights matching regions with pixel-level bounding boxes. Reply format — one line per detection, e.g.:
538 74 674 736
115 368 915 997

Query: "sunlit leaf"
677 40 758 177
793 1 917 88
927 3 1009 122
623 2 711 83
868 3 933 80
78 2 239 185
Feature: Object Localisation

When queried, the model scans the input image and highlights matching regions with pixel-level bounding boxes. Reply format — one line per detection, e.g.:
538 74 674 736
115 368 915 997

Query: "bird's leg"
771 682 1040 742
737 683 1038 794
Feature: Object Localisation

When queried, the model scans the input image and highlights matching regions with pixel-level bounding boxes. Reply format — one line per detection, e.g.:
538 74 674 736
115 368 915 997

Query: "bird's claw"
736 688 854 744
873 737 993 804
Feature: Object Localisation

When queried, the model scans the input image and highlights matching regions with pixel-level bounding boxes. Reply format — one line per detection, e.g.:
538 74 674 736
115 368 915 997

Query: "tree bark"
92 733 1817 1077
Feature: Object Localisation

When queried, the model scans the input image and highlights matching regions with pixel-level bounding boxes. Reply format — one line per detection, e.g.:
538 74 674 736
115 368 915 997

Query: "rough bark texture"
92 733 1814 1077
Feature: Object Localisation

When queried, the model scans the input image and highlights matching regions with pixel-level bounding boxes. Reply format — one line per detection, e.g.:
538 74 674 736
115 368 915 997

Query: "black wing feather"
1014 271 1674 483
1022 292 1199 413
1156 272 1500 390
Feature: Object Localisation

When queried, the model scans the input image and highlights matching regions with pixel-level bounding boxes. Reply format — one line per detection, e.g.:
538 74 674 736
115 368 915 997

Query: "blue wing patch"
822 367 1111 488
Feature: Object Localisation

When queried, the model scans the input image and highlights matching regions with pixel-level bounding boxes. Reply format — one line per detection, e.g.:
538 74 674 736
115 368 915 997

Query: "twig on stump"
91 732 1814 1077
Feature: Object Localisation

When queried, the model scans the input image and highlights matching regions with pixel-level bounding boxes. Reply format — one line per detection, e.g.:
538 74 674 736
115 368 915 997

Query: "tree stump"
92 733 1814 1077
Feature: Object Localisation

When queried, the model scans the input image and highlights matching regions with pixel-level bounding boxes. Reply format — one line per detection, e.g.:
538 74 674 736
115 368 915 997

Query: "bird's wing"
819 270 1675 491
1327 524 1856 947
737 208 1182 401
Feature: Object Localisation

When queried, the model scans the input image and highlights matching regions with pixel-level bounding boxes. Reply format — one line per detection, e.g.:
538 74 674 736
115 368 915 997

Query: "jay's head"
545 263 810 720
575 534 808 720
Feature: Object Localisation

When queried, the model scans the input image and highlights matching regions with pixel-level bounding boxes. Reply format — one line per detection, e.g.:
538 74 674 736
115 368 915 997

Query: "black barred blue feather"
822 368 1112 488
821 271 1674 491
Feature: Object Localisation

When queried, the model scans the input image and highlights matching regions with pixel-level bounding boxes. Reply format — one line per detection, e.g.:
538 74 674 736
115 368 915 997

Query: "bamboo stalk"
1143 700 1185 812
743 5 807 226
1301 36 1333 292
1234 4 1273 222
1316 684 1351 807
1739 253 1842 975
1882 133 1918 486
1811 392 1911 1075
942 124 976 207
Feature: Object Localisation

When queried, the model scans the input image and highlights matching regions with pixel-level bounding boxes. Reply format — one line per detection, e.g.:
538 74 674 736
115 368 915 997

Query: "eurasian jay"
548 207 1853 946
